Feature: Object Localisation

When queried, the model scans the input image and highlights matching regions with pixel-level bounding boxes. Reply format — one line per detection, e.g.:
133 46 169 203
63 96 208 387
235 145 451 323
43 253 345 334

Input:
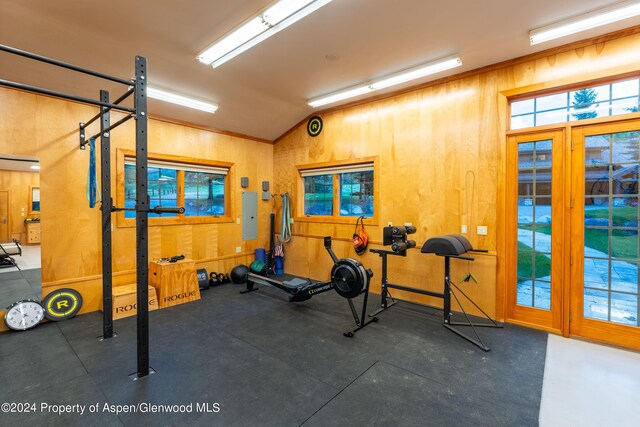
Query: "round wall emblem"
307 116 323 137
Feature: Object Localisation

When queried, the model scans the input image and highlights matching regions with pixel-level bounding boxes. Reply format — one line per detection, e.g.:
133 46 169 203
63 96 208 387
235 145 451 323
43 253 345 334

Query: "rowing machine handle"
324 236 339 264
151 206 185 214
324 236 332 248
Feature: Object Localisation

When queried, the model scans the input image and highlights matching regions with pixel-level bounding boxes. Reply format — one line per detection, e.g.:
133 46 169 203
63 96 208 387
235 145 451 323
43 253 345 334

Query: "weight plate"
42 288 83 321
4 299 45 331
307 116 323 137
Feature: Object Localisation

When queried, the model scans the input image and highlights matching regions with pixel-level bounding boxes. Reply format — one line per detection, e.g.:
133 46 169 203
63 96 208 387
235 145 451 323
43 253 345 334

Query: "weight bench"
0 240 22 270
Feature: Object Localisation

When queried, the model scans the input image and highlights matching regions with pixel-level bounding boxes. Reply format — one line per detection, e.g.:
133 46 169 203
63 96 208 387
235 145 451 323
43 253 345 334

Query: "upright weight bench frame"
373 234 502 351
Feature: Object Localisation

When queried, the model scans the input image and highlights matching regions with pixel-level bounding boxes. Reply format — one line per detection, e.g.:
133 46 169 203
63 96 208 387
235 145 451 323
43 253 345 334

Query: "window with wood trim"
296 158 378 223
117 150 233 226
510 77 640 130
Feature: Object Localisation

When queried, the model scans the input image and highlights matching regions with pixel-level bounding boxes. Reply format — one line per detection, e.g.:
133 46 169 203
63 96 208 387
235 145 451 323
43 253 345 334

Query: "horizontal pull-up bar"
112 206 186 214
81 87 135 130
0 44 132 86
0 78 136 113
80 113 135 148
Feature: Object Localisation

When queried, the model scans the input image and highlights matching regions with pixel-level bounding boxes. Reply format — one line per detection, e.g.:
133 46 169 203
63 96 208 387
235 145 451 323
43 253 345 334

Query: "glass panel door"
507 131 564 332
516 140 553 309
571 122 640 349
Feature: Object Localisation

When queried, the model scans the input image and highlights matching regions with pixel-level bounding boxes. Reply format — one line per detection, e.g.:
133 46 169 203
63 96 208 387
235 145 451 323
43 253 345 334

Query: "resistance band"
280 192 291 243
86 137 100 208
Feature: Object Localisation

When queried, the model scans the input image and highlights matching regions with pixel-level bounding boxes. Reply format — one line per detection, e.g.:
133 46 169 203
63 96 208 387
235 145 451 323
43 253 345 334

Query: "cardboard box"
111 284 158 320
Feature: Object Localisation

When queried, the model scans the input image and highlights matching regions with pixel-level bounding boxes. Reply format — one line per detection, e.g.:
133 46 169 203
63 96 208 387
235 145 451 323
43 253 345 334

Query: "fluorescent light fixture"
30 164 40 170
308 55 462 108
197 0 333 68
147 87 218 113
530 0 640 45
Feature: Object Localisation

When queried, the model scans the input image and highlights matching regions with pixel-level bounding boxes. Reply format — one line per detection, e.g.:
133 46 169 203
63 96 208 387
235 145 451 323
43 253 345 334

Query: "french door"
570 121 640 348
506 130 565 333
507 120 640 349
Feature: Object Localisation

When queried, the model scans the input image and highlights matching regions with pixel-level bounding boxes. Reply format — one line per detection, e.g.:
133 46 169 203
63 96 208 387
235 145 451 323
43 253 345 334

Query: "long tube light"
198 0 333 68
147 87 218 113
308 55 462 108
530 0 640 45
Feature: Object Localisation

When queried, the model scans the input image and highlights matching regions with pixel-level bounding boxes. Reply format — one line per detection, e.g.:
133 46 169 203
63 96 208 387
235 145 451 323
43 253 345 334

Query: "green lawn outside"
517 242 551 278
521 210 638 259
585 206 638 225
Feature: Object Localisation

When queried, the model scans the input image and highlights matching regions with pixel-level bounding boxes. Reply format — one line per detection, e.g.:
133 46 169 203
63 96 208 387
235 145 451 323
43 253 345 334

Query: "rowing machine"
240 236 377 336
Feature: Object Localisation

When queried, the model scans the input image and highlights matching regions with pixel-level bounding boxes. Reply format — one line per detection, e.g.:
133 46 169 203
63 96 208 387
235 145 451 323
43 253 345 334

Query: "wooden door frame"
570 120 640 350
505 130 566 334
0 190 10 242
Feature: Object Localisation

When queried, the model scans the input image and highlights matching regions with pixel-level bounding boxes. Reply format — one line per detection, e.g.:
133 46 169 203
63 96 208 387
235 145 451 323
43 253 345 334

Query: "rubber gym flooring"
0 269 547 426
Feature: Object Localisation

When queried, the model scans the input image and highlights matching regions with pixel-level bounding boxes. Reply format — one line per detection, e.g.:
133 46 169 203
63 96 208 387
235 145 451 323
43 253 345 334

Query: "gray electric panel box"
262 181 269 191
242 191 258 240
262 191 270 201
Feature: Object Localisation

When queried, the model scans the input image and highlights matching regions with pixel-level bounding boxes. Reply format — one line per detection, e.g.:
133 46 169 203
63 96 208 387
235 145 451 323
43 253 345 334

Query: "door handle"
2 218 6 224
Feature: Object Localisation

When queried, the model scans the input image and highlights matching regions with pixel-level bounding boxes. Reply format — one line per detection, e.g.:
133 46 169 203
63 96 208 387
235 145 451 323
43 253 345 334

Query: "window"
339 170 374 216
297 159 377 223
118 150 233 226
125 164 179 218
510 77 640 130
303 174 333 216
184 170 226 217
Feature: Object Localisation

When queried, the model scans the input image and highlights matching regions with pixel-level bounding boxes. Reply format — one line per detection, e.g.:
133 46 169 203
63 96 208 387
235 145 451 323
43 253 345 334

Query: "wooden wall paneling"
5 28 640 328
0 190 8 241
307 236 328 281
191 225 210 261
448 253 498 317
415 89 436 240
147 226 162 262
274 26 640 321
0 91 37 146
494 83 510 320
425 85 449 238
0 86 273 324
0 170 40 242
475 73 501 252
281 237 310 278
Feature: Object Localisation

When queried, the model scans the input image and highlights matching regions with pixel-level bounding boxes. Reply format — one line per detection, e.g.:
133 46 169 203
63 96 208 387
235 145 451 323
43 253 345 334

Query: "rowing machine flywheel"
331 258 372 299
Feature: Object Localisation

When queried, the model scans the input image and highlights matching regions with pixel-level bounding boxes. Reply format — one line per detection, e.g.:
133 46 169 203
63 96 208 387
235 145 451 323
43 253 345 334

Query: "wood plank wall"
0 170 40 242
2 28 640 324
0 88 273 315
273 30 640 319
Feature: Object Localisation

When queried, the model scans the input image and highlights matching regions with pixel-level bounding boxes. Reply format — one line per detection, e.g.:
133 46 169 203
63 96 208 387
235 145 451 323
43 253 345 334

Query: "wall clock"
4 299 45 331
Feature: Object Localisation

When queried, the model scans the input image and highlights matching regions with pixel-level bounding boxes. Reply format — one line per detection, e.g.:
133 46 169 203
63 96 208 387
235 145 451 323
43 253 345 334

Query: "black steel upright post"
100 90 114 339
134 56 150 378
443 256 451 324
380 252 388 308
